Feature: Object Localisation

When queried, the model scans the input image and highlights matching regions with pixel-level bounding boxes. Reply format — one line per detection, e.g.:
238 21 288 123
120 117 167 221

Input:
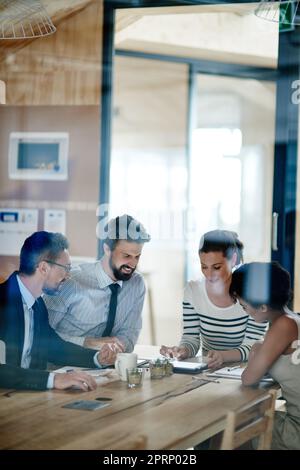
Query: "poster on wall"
0 208 38 256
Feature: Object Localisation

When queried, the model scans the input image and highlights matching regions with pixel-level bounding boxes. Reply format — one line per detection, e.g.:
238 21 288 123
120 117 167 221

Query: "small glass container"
150 359 165 379
126 367 144 388
163 358 173 377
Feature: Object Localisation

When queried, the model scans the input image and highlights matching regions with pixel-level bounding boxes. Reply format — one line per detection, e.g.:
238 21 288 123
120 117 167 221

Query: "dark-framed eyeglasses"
43 260 72 273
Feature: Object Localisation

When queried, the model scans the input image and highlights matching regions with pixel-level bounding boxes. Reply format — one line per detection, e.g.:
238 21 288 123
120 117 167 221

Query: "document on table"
207 366 274 383
53 366 118 384
138 354 165 361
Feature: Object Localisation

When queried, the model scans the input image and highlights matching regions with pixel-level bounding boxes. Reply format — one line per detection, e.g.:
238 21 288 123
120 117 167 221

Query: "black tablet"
172 361 208 374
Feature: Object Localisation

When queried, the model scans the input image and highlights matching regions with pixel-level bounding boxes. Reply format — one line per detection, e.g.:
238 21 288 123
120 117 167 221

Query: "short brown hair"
103 214 150 251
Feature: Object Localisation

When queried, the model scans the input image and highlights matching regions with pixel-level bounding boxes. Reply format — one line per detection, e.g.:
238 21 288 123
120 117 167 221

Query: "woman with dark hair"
160 230 268 369
230 261 300 450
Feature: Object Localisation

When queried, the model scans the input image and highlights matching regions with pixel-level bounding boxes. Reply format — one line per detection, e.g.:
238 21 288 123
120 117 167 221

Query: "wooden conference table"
0 346 277 450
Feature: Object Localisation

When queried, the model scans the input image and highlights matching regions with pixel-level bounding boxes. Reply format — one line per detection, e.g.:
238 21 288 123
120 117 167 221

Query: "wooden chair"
220 390 277 450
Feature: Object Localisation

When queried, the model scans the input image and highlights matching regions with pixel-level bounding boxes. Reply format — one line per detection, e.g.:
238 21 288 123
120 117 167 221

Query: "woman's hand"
206 350 224 369
160 345 189 360
248 342 263 362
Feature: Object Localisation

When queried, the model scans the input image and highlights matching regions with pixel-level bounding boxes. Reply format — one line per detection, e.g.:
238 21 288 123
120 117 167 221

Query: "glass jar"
163 359 173 377
150 359 165 379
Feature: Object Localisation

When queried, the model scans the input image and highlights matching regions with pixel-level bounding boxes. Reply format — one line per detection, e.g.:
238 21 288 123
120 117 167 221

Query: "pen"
227 366 240 371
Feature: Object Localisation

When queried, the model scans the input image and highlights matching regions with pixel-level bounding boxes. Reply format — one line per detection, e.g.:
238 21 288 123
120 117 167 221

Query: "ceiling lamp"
255 0 300 26
0 0 56 40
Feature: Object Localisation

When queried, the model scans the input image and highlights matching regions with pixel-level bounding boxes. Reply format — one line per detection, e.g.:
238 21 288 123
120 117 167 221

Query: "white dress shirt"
16 275 55 388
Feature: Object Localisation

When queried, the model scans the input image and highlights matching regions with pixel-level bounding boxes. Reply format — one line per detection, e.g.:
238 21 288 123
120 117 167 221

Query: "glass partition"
111 3 279 345
187 74 276 279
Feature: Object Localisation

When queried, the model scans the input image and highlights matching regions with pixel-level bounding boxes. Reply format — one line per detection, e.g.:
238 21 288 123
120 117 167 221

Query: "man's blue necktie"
102 283 120 337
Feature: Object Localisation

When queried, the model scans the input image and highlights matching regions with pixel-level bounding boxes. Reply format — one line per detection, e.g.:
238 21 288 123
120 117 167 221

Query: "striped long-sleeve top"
179 279 268 361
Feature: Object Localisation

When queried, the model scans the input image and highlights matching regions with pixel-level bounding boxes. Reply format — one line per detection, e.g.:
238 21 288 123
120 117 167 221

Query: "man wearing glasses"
0 231 108 391
45 214 150 364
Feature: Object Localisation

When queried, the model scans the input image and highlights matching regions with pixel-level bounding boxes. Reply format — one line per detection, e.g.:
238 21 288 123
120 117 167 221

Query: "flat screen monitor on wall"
8 132 69 180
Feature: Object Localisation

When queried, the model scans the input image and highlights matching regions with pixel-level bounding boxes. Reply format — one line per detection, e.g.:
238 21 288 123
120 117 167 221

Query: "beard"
109 258 135 281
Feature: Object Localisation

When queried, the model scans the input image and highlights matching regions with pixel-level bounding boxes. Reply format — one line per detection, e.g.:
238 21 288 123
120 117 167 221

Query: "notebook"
207 366 274 383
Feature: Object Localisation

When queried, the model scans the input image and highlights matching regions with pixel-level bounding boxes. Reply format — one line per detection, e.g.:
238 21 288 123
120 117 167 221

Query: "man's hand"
206 350 224 369
84 336 125 351
96 342 124 366
53 371 97 391
160 345 189 360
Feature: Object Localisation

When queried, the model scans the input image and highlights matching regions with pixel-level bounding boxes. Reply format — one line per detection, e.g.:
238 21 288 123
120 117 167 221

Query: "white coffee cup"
115 353 138 381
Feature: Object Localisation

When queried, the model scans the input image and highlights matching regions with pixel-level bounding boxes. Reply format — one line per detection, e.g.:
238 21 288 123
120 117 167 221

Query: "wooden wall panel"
0 104 100 278
0 1 101 278
0 1 102 105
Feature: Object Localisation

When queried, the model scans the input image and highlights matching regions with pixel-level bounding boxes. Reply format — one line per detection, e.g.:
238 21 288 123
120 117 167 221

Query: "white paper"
52 366 118 384
138 354 165 361
208 366 245 378
208 366 274 383
44 210 66 234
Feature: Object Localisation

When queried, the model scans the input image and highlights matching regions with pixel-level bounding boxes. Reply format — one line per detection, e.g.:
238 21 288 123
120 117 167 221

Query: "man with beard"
45 215 150 364
0 231 105 391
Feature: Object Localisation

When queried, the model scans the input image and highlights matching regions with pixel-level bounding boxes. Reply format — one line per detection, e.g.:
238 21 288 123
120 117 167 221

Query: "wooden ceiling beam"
118 3 257 18
115 11 143 34
116 39 277 69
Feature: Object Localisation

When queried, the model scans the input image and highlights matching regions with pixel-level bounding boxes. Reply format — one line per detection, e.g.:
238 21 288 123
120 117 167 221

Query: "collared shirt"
44 261 146 351
16 275 35 369
16 275 54 389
